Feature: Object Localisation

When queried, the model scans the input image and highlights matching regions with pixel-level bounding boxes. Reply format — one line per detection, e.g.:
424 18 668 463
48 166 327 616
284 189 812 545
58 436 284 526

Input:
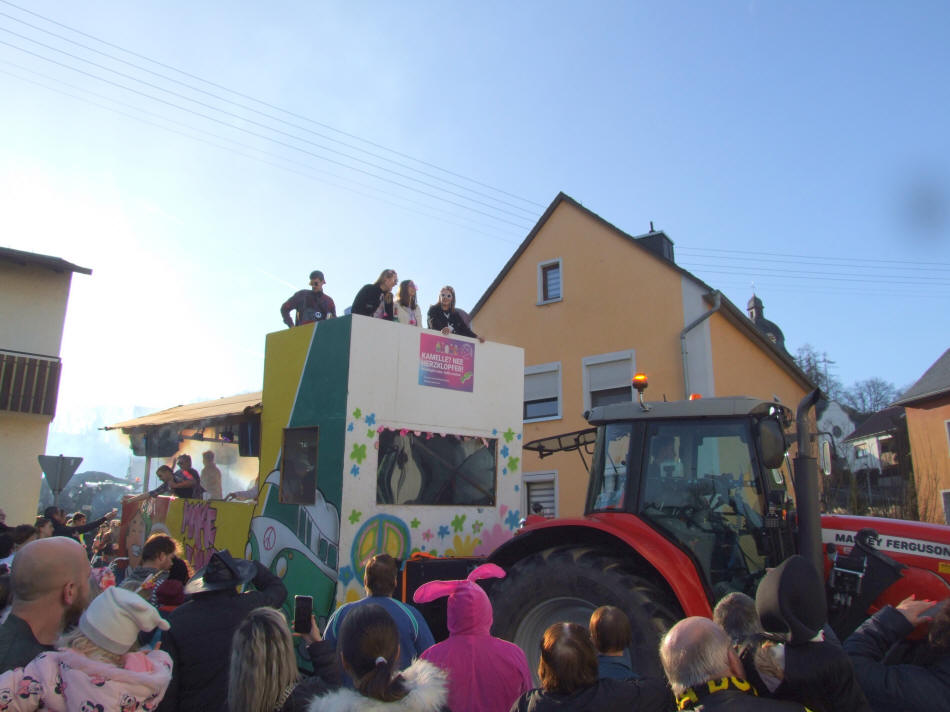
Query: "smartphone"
293 595 313 634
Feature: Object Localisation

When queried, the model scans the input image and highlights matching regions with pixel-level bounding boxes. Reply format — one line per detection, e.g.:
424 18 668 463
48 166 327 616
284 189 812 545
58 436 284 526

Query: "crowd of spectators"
1 499 949 712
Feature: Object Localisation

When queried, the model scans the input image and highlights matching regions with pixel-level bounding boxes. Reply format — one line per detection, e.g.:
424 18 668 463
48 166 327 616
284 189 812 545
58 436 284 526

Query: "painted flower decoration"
350 464 360 477
352 408 362 419
507 456 520 472
505 509 522 530
422 529 434 542
451 514 466 532
410 518 420 529
346 422 354 432
503 427 515 443
438 525 450 539
500 445 509 458
348 509 362 525
364 413 376 426
350 443 367 464
471 520 483 534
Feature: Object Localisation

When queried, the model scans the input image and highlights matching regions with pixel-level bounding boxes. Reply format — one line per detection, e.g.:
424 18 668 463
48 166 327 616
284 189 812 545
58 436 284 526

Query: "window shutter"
527 478 556 517
588 359 631 391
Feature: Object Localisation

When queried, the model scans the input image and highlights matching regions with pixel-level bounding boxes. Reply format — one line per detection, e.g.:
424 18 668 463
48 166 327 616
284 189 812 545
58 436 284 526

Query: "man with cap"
157 549 287 712
281 270 336 327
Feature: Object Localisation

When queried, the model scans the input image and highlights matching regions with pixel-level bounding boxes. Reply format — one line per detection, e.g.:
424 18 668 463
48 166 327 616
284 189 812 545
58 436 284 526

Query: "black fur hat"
755 554 827 645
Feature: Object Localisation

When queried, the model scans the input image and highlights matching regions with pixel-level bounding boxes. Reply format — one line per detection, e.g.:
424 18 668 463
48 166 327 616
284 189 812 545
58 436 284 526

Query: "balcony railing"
0 349 61 416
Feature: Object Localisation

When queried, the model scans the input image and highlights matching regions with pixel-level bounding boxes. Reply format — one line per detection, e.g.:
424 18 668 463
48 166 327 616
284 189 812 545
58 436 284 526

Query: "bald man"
0 537 92 673
660 617 809 711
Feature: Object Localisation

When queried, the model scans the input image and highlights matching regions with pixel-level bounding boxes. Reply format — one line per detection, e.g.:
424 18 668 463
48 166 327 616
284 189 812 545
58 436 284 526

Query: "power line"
0 36 535 231
680 264 948 288
0 62 523 245
678 261 950 285
0 26 536 227
0 0 545 210
678 245 950 269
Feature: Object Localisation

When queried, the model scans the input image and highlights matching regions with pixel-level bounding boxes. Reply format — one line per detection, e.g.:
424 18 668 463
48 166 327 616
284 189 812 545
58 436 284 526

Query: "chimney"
635 228 675 264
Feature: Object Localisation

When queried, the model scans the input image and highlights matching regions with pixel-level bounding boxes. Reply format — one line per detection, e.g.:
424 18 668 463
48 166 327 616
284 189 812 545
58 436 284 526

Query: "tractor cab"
528 376 800 601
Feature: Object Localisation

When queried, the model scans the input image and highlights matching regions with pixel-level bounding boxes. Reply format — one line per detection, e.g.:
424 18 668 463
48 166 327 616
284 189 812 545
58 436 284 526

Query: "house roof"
103 391 262 431
470 192 813 390
893 348 950 407
0 246 92 275
843 406 905 443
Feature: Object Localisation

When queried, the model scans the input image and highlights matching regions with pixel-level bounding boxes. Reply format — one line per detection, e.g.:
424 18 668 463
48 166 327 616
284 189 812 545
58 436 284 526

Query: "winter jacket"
509 676 672 712
844 605 950 712
352 284 387 318
306 658 448 712
275 640 343 712
0 648 171 712
774 640 870 712
282 290 337 327
394 301 422 327
426 307 477 339
674 677 811 711
51 514 110 542
156 561 287 712
415 564 531 712
597 653 637 680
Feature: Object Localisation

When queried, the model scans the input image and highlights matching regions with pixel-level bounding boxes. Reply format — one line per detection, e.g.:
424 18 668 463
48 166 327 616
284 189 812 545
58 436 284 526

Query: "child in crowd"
0 586 173 711
589 605 638 680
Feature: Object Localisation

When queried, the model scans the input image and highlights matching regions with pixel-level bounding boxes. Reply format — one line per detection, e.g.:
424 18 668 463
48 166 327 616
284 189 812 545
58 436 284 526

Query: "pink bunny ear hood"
413 563 506 635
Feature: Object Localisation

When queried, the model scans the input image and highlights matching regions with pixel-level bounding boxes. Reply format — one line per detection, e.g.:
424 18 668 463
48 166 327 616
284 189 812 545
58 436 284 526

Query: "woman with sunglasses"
427 286 483 342
394 280 422 327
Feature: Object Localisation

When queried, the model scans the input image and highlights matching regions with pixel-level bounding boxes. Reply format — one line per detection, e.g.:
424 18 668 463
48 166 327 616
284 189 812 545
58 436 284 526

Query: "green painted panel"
288 315 351 514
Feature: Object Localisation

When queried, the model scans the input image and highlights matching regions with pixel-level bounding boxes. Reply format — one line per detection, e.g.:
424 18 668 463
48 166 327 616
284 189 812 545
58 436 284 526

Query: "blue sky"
2 1 947 478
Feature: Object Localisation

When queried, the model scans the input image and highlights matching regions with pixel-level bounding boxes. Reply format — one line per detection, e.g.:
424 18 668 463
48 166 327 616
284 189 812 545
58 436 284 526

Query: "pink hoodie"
414 564 532 712
0 648 171 712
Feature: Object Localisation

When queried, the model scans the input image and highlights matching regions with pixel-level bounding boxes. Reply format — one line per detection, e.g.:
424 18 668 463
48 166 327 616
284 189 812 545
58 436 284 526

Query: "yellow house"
0 247 91 523
894 348 950 523
470 193 812 518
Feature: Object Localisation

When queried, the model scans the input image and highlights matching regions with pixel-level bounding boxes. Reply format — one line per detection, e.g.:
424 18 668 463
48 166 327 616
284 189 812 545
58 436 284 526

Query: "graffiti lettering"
181 501 218 569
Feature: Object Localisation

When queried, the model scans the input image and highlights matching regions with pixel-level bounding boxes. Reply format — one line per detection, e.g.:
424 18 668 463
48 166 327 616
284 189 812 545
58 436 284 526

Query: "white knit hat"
79 586 170 655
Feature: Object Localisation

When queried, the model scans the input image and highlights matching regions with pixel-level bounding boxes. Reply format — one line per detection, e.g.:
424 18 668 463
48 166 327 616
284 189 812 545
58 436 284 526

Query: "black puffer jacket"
844 605 950 712
774 640 870 712
509 676 672 712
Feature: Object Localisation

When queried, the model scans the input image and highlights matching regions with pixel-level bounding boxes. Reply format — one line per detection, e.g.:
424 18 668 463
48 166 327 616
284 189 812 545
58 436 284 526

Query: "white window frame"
524 362 562 423
581 350 636 412
537 258 563 305
522 471 558 518
942 489 950 526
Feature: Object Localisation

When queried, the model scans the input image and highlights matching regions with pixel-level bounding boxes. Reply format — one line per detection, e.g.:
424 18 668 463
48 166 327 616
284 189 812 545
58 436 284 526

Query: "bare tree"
795 344 845 400
842 378 899 414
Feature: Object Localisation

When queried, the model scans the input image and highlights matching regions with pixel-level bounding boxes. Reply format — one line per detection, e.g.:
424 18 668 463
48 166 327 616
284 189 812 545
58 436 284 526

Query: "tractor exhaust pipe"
794 388 824 580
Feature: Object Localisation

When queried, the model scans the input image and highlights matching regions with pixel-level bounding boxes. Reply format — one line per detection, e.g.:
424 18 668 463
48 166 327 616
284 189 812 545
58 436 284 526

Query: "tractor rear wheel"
490 546 681 680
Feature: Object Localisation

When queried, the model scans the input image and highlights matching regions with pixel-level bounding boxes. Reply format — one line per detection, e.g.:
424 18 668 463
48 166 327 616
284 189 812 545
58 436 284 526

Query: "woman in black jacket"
228 606 341 712
426 286 482 341
351 269 398 319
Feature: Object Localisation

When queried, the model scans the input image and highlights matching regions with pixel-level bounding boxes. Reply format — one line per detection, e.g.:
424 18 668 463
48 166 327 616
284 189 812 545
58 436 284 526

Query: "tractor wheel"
490 546 681 680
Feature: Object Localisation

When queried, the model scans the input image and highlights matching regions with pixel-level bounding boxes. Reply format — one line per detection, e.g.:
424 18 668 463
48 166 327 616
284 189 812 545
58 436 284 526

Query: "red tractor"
482 383 950 676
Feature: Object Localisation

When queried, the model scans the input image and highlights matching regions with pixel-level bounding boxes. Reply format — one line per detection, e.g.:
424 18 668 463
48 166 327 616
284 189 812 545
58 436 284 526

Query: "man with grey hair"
660 617 809 711
0 537 92 672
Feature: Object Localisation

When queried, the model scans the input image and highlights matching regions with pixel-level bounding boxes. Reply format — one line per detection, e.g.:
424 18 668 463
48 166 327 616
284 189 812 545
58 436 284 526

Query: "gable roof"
0 246 92 275
471 192 710 316
470 191 813 390
843 406 905 443
893 348 950 407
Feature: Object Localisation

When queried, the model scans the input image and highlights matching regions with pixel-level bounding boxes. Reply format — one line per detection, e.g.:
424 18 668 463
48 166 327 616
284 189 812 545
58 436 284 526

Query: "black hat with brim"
755 554 827 645
184 549 257 595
